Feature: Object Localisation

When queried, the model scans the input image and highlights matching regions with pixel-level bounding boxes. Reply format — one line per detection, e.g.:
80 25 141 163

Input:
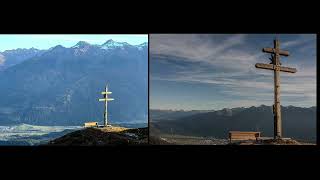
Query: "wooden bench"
84 122 98 128
229 131 261 143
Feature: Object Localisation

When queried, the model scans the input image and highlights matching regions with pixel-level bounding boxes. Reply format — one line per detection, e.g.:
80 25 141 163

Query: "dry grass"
99 126 130 133
230 138 316 145
47 126 148 145
262 138 306 145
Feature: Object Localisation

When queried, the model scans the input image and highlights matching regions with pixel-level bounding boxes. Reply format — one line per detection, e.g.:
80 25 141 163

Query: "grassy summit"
48 126 148 145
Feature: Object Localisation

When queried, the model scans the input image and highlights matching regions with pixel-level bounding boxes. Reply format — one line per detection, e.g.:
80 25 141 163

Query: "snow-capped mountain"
55 39 148 51
72 41 91 48
0 40 148 71
100 39 130 50
71 41 93 56
0 48 45 71
0 39 148 126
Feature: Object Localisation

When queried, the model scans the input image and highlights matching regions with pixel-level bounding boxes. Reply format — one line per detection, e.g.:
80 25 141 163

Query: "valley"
150 105 317 144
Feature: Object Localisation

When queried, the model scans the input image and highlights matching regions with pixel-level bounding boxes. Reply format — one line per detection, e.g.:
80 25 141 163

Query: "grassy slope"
48 126 148 145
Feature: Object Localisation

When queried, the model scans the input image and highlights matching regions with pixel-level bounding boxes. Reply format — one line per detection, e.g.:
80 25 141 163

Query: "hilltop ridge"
48 125 148 145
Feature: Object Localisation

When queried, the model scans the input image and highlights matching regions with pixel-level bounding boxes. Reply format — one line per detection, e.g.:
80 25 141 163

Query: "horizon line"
150 104 317 111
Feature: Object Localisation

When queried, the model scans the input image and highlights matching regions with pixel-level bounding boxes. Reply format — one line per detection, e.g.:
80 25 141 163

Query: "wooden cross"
99 85 114 127
255 39 297 139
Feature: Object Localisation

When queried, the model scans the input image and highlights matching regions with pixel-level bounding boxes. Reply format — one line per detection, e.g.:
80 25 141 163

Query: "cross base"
256 39 297 143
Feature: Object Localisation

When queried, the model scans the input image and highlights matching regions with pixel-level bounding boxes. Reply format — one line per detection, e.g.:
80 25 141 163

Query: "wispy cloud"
151 34 247 64
151 34 316 109
281 34 315 48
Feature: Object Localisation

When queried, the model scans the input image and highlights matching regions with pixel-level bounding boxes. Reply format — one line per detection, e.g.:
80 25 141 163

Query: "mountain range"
0 40 148 126
0 48 45 71
150 105 316 142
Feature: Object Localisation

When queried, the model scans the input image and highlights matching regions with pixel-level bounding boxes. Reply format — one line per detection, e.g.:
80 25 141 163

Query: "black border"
0 31 318 163
148 34 150 145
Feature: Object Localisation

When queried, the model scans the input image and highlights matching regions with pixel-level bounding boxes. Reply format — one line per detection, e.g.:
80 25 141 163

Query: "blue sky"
0 34 148 51
150 34 317 110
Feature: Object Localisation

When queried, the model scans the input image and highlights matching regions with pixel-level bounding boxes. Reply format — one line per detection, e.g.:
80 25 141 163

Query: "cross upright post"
273 39 282 138
255 39 297 139
99 85 114 127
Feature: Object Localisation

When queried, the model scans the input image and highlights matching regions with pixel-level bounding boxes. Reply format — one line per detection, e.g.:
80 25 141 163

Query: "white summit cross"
99 85 114 127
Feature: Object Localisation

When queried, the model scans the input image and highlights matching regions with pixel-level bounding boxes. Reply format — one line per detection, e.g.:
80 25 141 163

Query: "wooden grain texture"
229 131 261 141
255 63 297 73
262 47 289 56
84 122 98 127
256 39 297 139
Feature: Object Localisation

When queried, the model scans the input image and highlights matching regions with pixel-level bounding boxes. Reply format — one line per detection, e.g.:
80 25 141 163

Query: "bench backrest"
229 131 260 141
84 122 98 127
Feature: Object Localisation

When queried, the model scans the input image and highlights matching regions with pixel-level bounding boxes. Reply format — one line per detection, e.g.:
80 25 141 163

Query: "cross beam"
255 39 297 139
255 63 297 73
262 47 289 56
99 85 114 127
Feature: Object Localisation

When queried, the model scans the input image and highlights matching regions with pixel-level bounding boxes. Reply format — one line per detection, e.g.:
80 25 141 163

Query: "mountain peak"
260 104 268 107
138 42 148 46
52 45 64 49
104 39 115 44
136 42 148 50
100 39 130 50
3 47 41 54
48 45 66 52
73 41 91 48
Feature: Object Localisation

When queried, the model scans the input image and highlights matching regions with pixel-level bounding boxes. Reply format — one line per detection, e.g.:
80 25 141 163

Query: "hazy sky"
0 34 148 51
150 34 317 110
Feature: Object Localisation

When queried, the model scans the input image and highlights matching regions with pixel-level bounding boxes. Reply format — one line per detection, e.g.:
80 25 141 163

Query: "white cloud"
282 39 305 48
150 34 247 64
151 34 317 108
281 34 316 49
